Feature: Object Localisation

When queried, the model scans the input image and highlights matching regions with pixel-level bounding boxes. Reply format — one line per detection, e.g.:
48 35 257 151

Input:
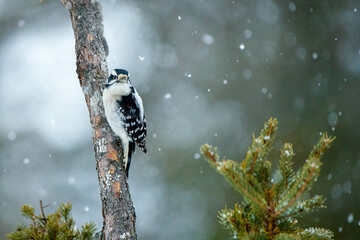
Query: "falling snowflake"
239 43 245 50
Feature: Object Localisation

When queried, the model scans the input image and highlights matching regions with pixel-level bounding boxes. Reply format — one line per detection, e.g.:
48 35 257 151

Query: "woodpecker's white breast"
102 85 133 142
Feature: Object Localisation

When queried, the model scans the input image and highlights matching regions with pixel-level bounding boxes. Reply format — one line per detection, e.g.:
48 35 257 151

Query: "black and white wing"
116 87 147 153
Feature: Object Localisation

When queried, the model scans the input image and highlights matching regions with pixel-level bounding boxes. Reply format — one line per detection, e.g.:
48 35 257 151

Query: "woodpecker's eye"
109 74 117 80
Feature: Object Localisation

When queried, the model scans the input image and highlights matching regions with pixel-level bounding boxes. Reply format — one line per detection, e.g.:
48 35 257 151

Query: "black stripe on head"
114 69 129 76
107 72 117 87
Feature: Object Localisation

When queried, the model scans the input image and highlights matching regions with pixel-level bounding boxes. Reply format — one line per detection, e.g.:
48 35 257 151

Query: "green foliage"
7 201 96 240
201 118 335 240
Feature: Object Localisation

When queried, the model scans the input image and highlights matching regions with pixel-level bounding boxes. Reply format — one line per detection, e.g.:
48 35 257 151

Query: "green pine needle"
298 227 334 240
20 205 35 220
273 233 299 240
59 202 72 222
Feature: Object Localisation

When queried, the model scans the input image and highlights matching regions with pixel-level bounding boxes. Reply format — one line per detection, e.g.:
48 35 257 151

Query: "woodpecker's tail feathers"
137 140 147 154
126 142 136 178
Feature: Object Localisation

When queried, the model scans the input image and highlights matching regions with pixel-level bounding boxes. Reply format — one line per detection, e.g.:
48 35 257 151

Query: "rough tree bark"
60 1 137 239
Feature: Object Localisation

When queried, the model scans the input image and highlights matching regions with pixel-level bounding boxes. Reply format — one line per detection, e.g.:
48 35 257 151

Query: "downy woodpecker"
102 69 147 177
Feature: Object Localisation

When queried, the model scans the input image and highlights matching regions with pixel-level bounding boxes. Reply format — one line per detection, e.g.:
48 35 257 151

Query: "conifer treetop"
201 118 335 240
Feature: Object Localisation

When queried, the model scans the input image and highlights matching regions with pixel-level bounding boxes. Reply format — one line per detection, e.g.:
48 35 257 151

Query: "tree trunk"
60 1 137 239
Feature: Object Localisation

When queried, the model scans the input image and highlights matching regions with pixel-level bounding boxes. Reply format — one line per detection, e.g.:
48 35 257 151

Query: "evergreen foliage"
7 201 96 240
201 118 335 240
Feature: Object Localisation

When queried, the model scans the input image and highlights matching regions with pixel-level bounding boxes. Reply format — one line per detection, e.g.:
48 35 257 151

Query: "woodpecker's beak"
118 74 129 83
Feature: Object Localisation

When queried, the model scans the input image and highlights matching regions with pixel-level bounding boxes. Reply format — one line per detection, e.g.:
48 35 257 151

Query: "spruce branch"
218 204 265 239
200 118 334 240
243 118 278 186
275 134 335 216
279 143 295 187
277 195 326 220
7 202 96 240
201 145 268 213
297 227 334 240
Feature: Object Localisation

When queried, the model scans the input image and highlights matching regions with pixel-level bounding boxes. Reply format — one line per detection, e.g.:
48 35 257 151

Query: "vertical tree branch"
60 0 137 239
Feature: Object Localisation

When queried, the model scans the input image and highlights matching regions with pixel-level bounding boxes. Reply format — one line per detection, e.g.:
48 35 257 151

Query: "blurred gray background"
1 0 360 239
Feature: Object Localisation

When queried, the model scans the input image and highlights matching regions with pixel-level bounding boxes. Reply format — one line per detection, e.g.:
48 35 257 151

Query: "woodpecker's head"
104 69 132 96
106 69 130 87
